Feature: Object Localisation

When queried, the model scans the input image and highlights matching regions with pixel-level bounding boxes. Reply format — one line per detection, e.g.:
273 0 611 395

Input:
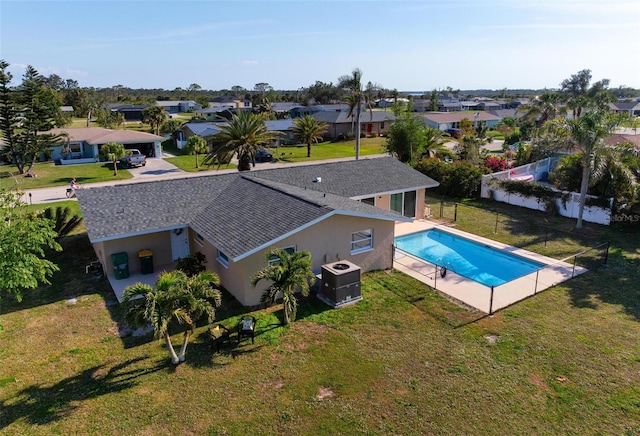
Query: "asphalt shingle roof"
312 111 396 124
248 157 438 198
78 157 438 259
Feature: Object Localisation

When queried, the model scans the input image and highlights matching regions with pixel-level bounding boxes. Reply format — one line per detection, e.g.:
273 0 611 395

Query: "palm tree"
251 249 315 325
185 135 208 168
338 68 376 160
517 92 563 127
292 115 328 157
122 270 221 365
203 110 277 171
142 106 167 136
100 141 126 176
422 126 447 158
558 108 627 229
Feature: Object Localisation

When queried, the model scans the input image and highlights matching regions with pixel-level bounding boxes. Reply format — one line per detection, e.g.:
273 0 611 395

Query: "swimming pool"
394 229 544 287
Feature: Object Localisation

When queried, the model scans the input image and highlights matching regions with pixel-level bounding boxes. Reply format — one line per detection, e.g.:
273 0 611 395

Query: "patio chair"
209 323 231 352
237 315 257 345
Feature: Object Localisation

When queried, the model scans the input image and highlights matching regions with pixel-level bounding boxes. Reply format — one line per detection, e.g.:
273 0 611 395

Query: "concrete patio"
108 262 177 302
393 220 588 313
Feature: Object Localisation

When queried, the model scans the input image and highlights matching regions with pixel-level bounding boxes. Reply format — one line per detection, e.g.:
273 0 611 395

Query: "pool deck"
394 220 588 313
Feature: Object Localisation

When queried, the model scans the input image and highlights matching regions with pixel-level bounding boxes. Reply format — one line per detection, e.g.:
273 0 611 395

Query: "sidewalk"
22 154 389 205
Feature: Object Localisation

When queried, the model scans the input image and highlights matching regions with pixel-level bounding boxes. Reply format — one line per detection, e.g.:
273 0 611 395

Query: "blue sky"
1 0 639 92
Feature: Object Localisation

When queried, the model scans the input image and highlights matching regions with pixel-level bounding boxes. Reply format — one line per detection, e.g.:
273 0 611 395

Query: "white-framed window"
217 249 229 267
194 231 204 246
268 246 296 265
351 229 373 254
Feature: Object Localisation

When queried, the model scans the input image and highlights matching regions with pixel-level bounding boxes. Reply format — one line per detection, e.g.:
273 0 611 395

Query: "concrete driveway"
126 155 184 179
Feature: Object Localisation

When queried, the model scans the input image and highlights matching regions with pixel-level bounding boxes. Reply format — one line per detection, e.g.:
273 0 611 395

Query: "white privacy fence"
481 157 613 225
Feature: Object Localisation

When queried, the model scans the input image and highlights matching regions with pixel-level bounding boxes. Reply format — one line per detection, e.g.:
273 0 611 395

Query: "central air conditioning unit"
318 260 362 308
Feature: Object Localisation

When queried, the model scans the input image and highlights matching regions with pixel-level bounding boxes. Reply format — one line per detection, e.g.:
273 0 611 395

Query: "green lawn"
0 162 133 190
0 199 638 434
164 137 386 172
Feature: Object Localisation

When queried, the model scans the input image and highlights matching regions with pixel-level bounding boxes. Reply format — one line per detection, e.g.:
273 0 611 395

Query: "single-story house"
176 122 223 149
289 106 321 118
105 104 150 121
77 157 439 306
265 119 296 144
609 101 640 116
422 112 501 131
61 105 75 114
194 107 229 122
209 96 252 109
312 111 396 139
46 127 165 163
156 101 202 114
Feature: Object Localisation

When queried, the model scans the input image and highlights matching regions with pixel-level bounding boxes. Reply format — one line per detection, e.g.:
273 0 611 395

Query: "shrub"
414 158 485 198
175 252 207 277
484 155 511 173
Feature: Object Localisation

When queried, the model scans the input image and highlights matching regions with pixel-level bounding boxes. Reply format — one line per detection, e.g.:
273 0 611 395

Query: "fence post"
604 241 610 266
454 203 458 222
572 256 577 278
440 201 444 218
434 264 438 288
489 286 494 315
494 212 499 234
534 270 539 294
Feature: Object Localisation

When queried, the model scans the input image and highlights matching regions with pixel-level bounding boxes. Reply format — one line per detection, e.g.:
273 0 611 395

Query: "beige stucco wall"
367 188 426 219
97 232 172 277
192 214 396 306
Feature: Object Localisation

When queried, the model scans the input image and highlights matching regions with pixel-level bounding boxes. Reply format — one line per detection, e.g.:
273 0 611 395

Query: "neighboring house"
376 98 409 108
194 107 228 122
422 112 501 130
61 106 75 114
105 104 149 121
290 106 321 118
46 127 165 163
605 133 640 151
609 101 640 116
177 122 224 149
156 100 202 114
271 102 302 114
77 157 439 306
317 103 351 112
209 96 252 109
312 111 396 139
265 119 296 144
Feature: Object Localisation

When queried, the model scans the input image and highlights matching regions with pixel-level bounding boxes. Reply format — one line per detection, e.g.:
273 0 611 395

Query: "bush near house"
414 158 487 198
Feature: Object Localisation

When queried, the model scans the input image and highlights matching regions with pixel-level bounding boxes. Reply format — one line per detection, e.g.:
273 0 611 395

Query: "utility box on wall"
319 260 362 308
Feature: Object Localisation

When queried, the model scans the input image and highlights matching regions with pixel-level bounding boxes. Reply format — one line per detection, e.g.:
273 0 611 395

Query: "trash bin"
139 249 154 275
110 252 129 280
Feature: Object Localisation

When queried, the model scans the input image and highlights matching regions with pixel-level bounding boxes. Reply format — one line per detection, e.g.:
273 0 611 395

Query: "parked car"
255 149 273 163
120 149 146 168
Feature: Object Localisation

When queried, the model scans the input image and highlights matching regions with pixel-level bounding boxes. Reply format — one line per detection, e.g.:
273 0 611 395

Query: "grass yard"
163 137 386 172
0 162 133 190
274 137 386 163
0 201 638 434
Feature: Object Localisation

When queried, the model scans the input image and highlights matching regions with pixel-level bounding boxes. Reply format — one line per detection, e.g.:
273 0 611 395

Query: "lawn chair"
237 315 257 345
209 323 231 352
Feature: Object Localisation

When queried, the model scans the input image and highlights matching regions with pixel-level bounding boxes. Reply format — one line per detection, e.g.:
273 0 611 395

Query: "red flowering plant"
484 155 511 173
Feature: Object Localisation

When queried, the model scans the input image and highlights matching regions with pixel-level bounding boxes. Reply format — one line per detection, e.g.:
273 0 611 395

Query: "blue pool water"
395 229 544 287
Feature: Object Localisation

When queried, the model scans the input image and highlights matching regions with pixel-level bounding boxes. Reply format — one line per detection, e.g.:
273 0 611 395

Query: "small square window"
351 229 373 254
